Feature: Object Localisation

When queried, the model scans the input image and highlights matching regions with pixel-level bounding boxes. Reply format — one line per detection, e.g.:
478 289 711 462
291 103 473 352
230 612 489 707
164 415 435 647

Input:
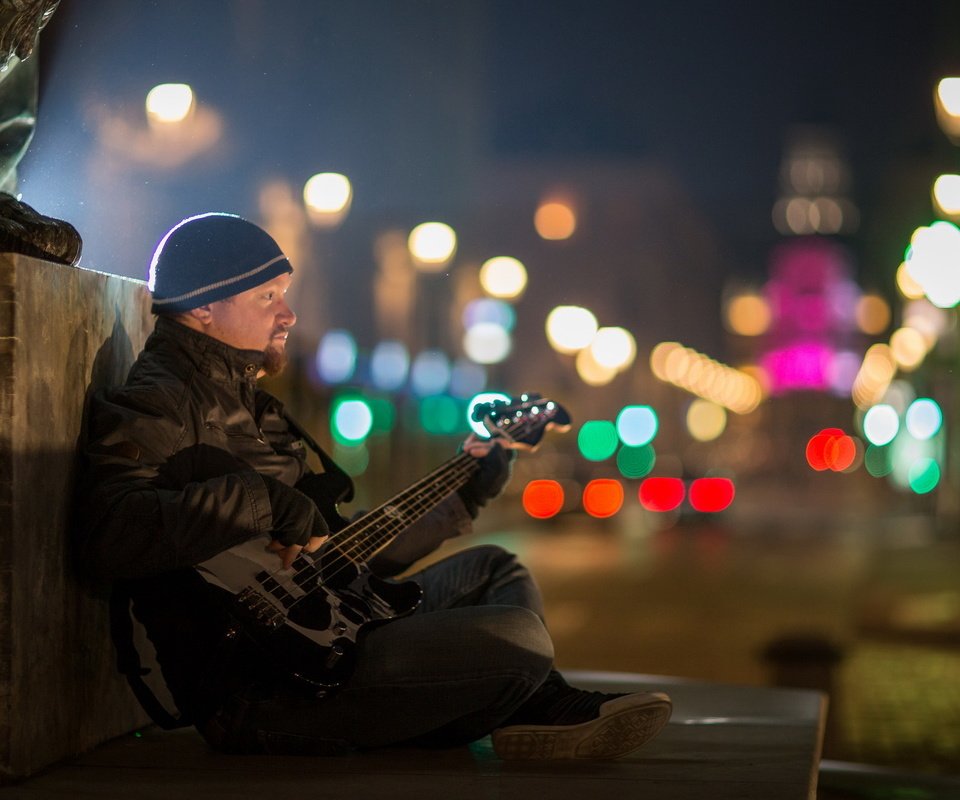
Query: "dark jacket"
76 316 471 722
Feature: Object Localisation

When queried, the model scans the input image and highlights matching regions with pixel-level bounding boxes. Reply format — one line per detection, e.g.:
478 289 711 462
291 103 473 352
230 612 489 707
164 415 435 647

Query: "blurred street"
453 505 960 776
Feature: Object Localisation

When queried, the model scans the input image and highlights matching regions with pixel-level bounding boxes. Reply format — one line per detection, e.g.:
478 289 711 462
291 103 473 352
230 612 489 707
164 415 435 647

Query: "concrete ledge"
0 254 154 781
3 671 827 799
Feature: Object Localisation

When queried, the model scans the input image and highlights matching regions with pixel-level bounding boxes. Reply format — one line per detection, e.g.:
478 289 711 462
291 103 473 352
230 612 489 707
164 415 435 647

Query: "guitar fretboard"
326 452 479 565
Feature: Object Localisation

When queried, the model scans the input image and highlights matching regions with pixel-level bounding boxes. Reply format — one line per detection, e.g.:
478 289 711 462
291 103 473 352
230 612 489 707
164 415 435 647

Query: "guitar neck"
327 452 478 565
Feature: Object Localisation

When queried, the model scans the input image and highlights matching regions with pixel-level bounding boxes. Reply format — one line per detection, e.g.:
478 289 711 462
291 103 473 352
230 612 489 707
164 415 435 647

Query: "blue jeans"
201 545 555 754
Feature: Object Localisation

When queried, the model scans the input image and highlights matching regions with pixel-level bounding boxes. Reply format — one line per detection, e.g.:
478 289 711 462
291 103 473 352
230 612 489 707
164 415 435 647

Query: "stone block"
0 254 154 781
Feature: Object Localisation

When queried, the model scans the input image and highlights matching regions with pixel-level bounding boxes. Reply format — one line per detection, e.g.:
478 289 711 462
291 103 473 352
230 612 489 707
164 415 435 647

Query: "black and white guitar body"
197 537 422 689
195 394 570 692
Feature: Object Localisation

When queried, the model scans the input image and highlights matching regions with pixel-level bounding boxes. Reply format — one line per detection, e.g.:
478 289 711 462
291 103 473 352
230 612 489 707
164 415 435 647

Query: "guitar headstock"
471 393 571 450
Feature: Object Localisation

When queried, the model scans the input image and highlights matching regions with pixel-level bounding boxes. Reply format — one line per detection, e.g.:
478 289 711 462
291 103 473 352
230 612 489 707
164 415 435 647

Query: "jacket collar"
151 315 266 383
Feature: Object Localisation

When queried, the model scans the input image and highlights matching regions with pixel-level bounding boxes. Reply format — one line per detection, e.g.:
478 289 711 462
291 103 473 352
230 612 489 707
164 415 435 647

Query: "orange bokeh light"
522 479 565 519
582 479 624 518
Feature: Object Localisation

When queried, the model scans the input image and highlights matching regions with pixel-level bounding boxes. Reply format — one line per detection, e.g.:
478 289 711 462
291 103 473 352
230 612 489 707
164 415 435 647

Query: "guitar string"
325 413 541 563
284 454 478 591
281 416 541 594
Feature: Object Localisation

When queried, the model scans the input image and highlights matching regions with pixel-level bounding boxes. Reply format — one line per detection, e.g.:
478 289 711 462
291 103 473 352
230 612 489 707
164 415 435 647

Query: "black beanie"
148 213 293 314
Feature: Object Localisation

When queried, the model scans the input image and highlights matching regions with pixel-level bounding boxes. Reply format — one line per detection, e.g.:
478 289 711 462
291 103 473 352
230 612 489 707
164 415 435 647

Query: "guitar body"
197 536 422 690
195 394 569 692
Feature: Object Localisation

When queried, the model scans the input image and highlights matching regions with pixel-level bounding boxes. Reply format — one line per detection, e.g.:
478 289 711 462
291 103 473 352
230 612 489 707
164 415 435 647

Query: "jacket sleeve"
75 386 273 583
367 492 474 577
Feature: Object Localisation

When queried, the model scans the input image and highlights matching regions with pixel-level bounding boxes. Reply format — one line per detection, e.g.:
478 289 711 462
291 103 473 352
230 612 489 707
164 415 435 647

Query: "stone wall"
0 254 154 781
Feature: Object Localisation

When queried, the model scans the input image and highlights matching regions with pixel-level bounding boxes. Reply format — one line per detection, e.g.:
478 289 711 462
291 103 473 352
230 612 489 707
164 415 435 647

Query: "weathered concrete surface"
0 254 154 781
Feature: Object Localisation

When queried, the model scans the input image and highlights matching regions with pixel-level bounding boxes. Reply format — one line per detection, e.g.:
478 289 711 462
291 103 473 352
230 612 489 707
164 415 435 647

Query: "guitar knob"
325 645 345 668
333 622 348 635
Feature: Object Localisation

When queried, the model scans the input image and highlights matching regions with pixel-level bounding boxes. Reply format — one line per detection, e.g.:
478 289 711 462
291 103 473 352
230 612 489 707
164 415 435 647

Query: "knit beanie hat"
148 213 293 314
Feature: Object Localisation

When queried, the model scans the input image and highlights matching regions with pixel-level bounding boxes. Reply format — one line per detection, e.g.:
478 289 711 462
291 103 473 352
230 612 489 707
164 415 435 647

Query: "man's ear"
187 304 213 323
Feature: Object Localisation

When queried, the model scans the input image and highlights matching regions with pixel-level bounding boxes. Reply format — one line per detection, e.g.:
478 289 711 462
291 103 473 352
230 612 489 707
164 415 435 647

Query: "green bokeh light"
578 420 619 461
419 395 464 435
616 444 656 478
908 458 940 494
864 444 893 477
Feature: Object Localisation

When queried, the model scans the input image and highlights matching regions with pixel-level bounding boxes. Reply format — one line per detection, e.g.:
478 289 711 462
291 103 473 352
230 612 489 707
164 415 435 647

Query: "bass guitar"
195 394 570 692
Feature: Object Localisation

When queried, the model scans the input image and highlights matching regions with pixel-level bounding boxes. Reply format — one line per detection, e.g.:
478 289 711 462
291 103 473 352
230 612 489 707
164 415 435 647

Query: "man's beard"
263 343 288 376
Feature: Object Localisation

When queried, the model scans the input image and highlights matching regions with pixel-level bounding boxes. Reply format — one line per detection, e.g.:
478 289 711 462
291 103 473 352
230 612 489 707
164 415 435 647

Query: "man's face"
205 272 296 375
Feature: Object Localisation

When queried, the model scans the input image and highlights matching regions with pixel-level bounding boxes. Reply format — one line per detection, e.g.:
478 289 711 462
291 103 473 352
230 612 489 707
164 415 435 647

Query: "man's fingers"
303 535 328 553
282 543 302 569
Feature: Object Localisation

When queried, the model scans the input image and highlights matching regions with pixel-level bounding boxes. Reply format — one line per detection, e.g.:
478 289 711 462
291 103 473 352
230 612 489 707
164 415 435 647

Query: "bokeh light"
316 329 357 384
889 326 928 372
145 83 195 124
410 350 451 396
933 174 960 217
408 222 457 269
862 404 899 446
689 478 735 512
523 480 565 519
463 298 516 331
331 397 373 444
589 326 636 371
616 444 656 478
855 294 891 335
575 346 618 386
896 262 926 300
905 398 943 440
419 395 462 435
638 477 685 512
534 200 577 240
303 172 352 226
582 479 624 518
864 444 893 477
479 257 528 299
546 306 598 353
725 293 771 336
463 322 512 364
616 405 658 446
904 221 960 308
578 420 619 461
370 340 409 391
686 399 727 442
908 458 940 494
936 77 960 117
806 428 856 472
449 358 487 398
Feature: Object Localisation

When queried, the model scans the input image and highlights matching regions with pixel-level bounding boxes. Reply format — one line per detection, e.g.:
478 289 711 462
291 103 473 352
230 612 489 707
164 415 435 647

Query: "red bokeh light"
522 479 565 519
806 428 856 472
638 477 685 512
688 477 735 512
582 479 624 518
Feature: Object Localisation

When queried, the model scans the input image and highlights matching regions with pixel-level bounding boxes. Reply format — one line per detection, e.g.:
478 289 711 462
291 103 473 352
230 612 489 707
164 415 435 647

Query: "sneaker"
491 676 672 760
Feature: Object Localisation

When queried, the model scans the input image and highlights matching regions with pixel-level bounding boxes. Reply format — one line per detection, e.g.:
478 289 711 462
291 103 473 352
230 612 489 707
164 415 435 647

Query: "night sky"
23 1 960 290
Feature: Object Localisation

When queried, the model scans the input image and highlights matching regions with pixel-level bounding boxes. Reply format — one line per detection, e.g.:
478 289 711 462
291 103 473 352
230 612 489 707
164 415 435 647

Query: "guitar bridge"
237 587 284 630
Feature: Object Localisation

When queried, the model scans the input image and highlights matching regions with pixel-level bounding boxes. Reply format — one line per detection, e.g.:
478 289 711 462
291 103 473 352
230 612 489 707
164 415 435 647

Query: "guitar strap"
109 583 191 730
279 408 355 503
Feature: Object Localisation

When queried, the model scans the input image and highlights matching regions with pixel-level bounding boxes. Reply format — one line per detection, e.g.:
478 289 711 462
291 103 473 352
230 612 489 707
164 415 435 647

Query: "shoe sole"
491 691 672 760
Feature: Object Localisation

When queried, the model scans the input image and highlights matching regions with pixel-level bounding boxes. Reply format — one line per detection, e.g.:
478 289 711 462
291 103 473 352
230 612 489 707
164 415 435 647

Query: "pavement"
4 510 960 798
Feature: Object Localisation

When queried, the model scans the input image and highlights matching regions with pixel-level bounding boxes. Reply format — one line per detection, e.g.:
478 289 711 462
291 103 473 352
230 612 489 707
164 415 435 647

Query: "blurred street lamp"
145 83 195 126
935 77 960 142
408 222 457 271
546 305 597 353
479 256 527 299
933 174 960 219
304 172 352 228
534 200 577 240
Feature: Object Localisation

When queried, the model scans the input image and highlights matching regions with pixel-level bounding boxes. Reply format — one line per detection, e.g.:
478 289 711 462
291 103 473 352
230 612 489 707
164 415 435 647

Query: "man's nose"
278 299 297 328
